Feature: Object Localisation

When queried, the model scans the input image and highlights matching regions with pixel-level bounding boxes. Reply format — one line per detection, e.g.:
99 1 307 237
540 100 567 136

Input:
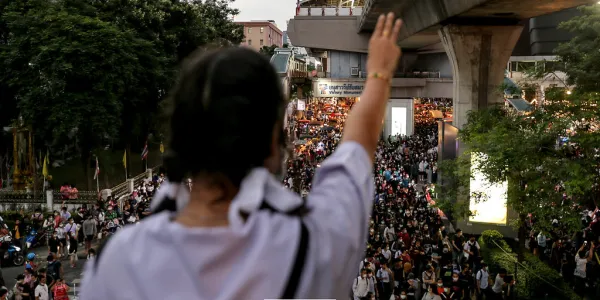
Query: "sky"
230 0 297 32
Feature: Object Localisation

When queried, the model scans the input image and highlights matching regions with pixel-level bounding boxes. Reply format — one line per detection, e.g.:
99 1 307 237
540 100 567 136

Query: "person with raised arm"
80 13 402 300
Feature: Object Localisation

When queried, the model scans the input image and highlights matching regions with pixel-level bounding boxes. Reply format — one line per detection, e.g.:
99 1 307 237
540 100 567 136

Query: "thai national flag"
141 142 149 160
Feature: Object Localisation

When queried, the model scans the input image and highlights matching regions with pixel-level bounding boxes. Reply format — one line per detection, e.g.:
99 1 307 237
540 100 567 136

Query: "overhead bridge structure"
288 0 596 128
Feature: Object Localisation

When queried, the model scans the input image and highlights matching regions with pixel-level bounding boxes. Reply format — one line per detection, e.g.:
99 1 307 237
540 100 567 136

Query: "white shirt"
80 142 374 300
377 268 390 283
476 268 489 289
574 256 587 278
492 274 504 293
352 276 369 299
35 284 49 300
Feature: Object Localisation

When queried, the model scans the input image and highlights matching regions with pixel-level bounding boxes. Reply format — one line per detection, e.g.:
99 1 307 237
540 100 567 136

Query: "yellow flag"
123 150 127 169
42 155 48 178
159 142 164 154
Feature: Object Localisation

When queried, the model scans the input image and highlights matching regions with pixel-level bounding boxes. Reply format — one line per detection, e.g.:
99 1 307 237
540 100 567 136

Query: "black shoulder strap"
281 219 309 299
256 198 310 299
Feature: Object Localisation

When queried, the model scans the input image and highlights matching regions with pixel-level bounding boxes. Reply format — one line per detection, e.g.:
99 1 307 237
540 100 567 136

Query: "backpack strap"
255 198 310 299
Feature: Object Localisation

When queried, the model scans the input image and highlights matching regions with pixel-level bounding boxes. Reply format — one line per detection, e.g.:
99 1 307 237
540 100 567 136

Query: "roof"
271 53 291 74
506 98 532 112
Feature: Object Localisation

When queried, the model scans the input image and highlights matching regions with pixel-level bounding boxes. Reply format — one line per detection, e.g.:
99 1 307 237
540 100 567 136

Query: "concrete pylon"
439 25 523 130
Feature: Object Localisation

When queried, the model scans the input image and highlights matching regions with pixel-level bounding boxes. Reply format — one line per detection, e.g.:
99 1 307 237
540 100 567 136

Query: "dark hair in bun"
164 46 287 187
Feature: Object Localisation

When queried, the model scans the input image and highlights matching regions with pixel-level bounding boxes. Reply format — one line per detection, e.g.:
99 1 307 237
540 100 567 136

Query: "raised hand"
367 12 403 79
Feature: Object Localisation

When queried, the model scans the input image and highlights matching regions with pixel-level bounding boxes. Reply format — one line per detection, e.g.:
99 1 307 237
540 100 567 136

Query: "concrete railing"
0 166 161 211
297 6 363 17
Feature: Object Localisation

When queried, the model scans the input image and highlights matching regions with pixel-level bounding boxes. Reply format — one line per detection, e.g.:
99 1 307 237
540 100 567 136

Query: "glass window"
260 27 264 33
248 40 252 45
260 39 264 46
248 28 251 34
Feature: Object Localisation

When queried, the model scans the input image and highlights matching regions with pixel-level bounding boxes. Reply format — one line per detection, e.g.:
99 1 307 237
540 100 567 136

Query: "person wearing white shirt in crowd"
34 276 49 300
80 13 404 300
537 231 547 260
377 263 392 300
353 269 370 300
366 269 377 298
475 262 490 300
382 244 392 262
384 223 395 243
573 241 594 295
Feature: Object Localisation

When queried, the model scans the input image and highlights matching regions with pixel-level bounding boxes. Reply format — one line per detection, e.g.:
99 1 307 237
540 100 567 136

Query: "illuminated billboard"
391 107 407 136
469 152 508 225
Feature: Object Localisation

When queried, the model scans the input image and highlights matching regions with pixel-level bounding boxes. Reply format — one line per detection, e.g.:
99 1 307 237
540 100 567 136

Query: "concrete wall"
329 51 367 78
287 17 370 53
412 53 453 78
529 7 580 56
239 23 283 51
328 50 453 79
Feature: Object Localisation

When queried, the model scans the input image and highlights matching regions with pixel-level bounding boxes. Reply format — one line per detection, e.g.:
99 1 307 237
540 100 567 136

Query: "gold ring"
382 30 389 37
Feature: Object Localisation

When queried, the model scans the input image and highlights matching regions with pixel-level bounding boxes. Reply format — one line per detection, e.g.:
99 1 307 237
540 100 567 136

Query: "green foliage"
431 156 472 220
452 6 600 236
554 5 600 92
259 44 278 57
0 0 243 187
478 230 579 300
481 230 510 251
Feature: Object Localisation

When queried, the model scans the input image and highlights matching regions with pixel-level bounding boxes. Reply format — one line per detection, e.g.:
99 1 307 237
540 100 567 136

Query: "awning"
506 98 532 112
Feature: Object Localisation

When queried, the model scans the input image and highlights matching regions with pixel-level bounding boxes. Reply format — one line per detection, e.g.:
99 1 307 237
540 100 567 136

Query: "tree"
0 0 244 185
90 0 243 171
438 5 600 256
0 0 161 187
259 45 278 57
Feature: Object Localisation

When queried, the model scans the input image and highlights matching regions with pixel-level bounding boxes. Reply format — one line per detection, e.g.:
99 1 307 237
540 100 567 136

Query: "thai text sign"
314 81 364 97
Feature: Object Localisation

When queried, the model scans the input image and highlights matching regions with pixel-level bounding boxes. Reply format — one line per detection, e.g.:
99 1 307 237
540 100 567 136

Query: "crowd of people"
525 206 600 296
1 174 165 299
284 98 520 300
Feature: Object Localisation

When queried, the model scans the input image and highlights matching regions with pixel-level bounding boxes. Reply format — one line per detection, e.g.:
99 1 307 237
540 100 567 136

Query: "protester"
81 12 404 299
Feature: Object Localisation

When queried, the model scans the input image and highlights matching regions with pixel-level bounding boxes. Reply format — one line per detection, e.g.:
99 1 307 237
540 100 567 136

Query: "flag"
94 157 100 180
141 142 149 160
42 154 48 178
159 142 164 154
123 150 127 169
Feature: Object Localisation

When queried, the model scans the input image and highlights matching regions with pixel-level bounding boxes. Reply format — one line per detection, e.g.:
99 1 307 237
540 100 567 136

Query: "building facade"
236 20 283 51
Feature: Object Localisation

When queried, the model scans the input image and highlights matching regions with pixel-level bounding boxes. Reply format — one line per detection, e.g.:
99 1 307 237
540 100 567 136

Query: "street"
1 242 96 299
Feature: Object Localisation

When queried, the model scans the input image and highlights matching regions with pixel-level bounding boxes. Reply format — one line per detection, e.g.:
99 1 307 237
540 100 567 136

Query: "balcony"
296 6 363 17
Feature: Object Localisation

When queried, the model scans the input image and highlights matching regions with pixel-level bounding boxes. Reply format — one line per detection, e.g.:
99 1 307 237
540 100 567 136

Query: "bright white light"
469 153 508 225
391 107 407 136
567 90 572 95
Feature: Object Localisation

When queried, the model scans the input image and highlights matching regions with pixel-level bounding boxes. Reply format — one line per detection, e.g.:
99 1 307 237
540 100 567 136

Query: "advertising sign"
469 152 508 225
297 99 306 111
314 81 364 97
391 107 407 136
